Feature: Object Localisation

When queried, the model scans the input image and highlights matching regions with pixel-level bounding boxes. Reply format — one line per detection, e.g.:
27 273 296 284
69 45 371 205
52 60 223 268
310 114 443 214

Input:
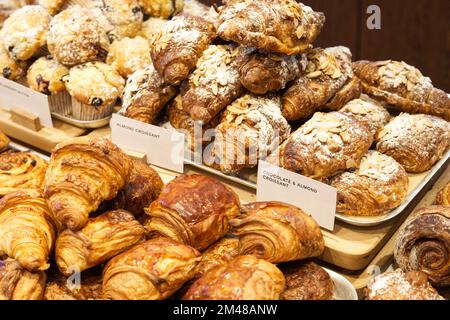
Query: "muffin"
27 56 71 114
38 0 65 15
47 5 110 66
138 0 184 19
91 0 144 42
138 17 166 44
63 62 125 120
0 41 28 80
106 36 152 78
0 5 51 61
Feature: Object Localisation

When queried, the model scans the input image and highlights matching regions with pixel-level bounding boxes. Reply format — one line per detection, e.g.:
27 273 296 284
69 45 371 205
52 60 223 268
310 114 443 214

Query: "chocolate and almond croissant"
150 15 216 85
182 44 245 124
44 137 133 231
44 273 103 301
143 174 240 251
436 182 450 206
56 210 146 276
0 258 46 300
0 189 56 271
0 129 9 151
217 0 325 55
0 151 48 196
267 112 373 181
329 151 409 217
123 64 177 124
282 46 360 121
238 48 306 94
183 255 286 300
209 94 291 174
353 60 450 121
376 114 450 173
229 202 324 264
394 206 450 287
103 238 201 300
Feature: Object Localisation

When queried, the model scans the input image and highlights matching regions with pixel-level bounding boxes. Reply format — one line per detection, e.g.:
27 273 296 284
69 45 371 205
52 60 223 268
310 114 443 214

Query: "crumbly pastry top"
47 5 110 66
138 0 184 19
64 62 124 107
0 5 51 61
0 41 27 80
139 17 167 44
38 0 64 15
182 0 211 18
354 151 406 183
27 56 69 95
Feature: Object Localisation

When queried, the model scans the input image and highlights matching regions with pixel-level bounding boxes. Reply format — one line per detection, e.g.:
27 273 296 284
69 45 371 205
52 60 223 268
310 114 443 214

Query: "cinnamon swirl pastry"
436 182 450 206
394 206 450 287
0 130 9 151
0 152 48 196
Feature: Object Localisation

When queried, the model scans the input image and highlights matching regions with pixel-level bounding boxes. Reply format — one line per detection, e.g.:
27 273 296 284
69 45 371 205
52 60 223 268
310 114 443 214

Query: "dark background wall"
201 0 450 91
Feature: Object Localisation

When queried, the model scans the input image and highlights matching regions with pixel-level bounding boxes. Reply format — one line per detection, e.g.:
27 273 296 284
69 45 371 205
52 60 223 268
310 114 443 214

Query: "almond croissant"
0 189 56 271
217 0 325 55
56 210 146 276
229 202 324 264
44 137 133 231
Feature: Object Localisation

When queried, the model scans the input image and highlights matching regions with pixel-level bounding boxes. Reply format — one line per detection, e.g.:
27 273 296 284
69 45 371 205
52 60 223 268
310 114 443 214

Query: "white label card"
110 113 185 173
0 77 53 128
257 160 337 231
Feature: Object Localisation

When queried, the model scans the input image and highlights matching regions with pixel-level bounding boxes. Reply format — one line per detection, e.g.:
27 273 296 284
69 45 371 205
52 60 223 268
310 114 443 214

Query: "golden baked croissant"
44 137 133 231
365 269 444 300
339 96 391 136
267 112 373 181
376 114 450 173
329 151 409 217
217 0 325 55
123 64 177 124
139 0 184 19
150 15 216 85
280 261 333 300
193 238 239 280
182 44 245 124
282 46 360 121
394 206 450 287
56 210 146 276
143 174 240 251
229 202 324 264
238 48 306 94
0 129 9 151
436 182 450 206
209 94 291 174
44 273 103 300
0 151 48 196
353 60 450 121
183 255 286 300
0 258 46 300
0 189 56 271
103 238 201 300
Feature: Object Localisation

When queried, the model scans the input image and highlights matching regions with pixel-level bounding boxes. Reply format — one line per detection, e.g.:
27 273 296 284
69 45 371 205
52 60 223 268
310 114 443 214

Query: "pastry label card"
257 160 337 231
0 77 53 128
111 114 185 173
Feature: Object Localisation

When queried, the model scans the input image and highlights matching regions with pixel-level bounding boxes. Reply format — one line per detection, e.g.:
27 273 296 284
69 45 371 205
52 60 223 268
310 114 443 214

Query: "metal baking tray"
52 112 111 129
6 141 50 161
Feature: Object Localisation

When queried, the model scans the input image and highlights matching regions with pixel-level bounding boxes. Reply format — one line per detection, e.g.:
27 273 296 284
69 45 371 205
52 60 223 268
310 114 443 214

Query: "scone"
139 17 166 44
138 0 184 19
0 130 9 152
0 41 28 80
106 37 152 79
27 56 71 114
38 0 65 15
47 5 110 66
64 62 125 120
0 5 51 61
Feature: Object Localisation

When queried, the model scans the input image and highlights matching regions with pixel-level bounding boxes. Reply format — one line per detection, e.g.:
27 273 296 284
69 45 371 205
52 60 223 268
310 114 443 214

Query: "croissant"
376 114 450 173
193 238 239 280
280 261 334 300
0 151 48 196
436 182 450 206
217 0 325 55
229 202 324 264
44 273 103 300
123 64 177 124
238 48 306 94
138 0 184 19
394 206 450 287
353 60 450 121
282 46 360 121
267 112 373 181
0 258 46 300
56 210 146 276
209 94 291 174
44 137 132 231
329 151 409 217
103 238 201 300
182 44 245 124
150 15 216 85
183 255 286 300
143 174 240 251
0 189 56 271
0 129 9 151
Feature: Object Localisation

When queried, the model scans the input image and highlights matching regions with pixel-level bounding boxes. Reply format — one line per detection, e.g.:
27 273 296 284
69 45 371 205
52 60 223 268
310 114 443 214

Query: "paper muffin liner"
71 97 114 121
48 91 72 116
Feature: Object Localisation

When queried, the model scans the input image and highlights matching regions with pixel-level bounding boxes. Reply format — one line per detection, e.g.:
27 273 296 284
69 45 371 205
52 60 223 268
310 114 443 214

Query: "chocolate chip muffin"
0 41 28 80
138 0 184 19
